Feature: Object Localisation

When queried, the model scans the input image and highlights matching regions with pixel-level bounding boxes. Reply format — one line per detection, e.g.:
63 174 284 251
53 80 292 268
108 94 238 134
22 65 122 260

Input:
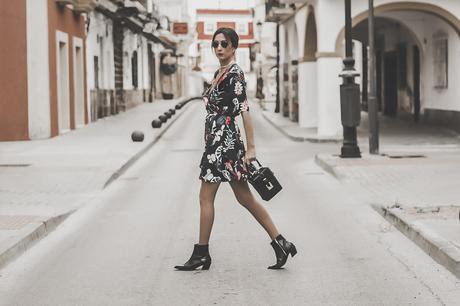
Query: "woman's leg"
229 180 279 240
198 180 221 245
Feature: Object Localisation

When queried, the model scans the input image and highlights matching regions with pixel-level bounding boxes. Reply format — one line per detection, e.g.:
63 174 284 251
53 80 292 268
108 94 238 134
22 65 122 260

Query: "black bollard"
152 119 162 128
159 115 168 123
164 111 172 118
131 131 144 142
169 108 176 115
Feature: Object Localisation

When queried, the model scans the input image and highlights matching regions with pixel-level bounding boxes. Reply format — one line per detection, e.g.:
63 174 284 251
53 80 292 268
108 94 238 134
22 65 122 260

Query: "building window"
205 22 215 35
237 22 248 35
131 51 138 88
433 32 448 89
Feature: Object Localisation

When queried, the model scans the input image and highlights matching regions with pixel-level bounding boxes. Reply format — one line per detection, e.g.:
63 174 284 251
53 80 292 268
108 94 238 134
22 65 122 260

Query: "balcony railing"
278 0 308 4
265 0 294 22
54 0 97 13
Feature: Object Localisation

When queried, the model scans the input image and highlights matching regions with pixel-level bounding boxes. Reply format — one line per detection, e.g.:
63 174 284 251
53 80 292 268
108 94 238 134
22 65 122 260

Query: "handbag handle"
247 159 262 174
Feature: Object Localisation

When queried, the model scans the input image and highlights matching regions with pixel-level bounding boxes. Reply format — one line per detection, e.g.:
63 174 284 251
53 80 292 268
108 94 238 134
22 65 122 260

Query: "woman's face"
212 33 234 62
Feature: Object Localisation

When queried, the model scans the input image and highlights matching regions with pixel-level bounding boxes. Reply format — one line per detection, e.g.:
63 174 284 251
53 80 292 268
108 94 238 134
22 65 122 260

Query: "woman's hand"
245 148 256 166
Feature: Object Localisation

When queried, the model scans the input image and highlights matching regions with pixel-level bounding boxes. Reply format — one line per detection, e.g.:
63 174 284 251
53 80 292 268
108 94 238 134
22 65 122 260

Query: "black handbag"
247 159 282 201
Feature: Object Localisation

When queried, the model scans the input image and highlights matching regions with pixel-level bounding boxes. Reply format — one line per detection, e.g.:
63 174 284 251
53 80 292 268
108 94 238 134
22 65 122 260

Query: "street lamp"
368 0 379 154
339 0 361 158
256 21 265 100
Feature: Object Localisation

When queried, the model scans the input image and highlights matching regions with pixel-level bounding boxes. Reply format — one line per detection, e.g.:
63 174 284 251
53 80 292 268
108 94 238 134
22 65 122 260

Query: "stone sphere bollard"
159 115 168 123
169 108 176 115
164 111 172 118
151 119 162 128
131 131 144 142
175 104 181 110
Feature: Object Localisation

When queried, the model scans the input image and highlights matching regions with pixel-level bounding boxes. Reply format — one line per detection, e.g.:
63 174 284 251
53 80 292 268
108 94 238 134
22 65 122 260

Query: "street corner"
381 204 460 278
314 152 385 179
314 153 340 179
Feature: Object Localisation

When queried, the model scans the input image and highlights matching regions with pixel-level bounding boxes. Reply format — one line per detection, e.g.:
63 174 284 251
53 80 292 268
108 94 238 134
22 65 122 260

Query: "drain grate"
0 164 31 167
384 154 426 159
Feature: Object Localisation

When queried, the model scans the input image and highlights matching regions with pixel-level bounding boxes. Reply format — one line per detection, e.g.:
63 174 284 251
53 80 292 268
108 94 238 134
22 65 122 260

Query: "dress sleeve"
225 69 249 114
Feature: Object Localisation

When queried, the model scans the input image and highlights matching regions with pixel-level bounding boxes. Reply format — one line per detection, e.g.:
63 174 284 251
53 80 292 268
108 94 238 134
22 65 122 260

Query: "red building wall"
0 0 29 140
48 1 88 137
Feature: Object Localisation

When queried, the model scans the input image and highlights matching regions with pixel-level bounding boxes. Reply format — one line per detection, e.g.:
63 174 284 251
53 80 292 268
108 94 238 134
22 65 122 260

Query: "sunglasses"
212 40 229 49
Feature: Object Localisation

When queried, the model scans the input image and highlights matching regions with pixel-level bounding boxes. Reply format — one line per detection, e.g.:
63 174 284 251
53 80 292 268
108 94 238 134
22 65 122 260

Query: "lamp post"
368 0 379 154
339 0 361 158
256 21 265 101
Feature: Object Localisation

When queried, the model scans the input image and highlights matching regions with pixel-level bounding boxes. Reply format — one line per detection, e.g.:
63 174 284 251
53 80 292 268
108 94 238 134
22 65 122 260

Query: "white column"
26 0 50 139
298 61 317 128
316 56 343 137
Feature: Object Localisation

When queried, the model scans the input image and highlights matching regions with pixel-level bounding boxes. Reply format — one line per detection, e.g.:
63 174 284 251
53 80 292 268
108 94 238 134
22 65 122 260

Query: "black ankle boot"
268 234 297 269
174 244 212 271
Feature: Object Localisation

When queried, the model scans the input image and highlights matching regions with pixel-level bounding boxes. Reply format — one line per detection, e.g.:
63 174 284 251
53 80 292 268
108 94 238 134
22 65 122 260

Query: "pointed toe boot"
174 244 212 271
268 234 297 269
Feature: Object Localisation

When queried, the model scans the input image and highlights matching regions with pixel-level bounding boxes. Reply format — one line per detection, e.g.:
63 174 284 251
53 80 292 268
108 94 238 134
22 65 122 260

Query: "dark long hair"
211 27 239 49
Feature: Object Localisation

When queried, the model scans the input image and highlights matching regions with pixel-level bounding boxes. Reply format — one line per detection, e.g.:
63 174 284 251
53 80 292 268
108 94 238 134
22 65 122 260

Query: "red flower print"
225 116 231 125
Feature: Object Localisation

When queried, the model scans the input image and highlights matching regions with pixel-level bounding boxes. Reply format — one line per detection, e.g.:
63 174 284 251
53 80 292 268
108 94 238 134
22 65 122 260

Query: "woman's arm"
241 111 256 165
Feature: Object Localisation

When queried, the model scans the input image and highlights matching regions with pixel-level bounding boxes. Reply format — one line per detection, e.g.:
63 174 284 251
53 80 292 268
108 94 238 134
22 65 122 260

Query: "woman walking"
174 28 297 271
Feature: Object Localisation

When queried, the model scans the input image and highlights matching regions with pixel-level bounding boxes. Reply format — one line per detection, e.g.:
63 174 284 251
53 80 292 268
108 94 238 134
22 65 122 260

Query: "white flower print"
221 170 231 181
212 127 224 145
234 81 243 96
215 145 223 160
232 98 240 112
207 153 216 163
203 169 214 181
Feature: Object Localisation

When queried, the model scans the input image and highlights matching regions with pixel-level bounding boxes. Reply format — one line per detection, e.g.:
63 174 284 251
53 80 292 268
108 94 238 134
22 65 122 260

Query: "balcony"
73 0 97 13
265 0 294 22
278 0 308 3
54 0 97 13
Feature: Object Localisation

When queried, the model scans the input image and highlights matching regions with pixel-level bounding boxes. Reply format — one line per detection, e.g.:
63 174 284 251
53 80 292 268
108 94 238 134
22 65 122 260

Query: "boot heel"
290 245 297 257
202 261 211 270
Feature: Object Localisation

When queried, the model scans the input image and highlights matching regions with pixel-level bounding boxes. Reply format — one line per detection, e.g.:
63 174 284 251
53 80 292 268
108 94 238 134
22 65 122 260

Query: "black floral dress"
199 63 250 183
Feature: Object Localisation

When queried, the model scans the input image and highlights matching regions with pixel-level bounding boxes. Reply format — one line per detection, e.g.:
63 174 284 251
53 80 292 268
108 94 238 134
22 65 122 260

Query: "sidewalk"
0 97 199 269
261 104 460 279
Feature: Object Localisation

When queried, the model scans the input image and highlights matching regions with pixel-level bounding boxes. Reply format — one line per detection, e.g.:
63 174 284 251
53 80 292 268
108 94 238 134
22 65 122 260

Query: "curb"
0 211 74 270
374 204 460 279
260 111 341 143
314 154 460 280
314 154 345 180
103 96 201 188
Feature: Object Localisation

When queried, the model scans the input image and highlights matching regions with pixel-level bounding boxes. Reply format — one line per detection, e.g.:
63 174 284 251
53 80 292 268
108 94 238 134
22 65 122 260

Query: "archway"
298 7 319 127
304 8 317 61
334 2 460 125
289 22 299 122
335 2 460 54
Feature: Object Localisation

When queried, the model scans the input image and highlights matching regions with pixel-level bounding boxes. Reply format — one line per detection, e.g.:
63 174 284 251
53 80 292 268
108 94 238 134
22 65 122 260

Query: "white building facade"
86 0 188 121
265 0 460 137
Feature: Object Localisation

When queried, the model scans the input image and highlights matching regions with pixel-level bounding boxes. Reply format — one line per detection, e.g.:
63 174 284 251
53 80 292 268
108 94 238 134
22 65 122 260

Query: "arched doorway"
334 2 460 125
281 26 290 118
352 17 422 118
298 7 318 127
289 23 299 122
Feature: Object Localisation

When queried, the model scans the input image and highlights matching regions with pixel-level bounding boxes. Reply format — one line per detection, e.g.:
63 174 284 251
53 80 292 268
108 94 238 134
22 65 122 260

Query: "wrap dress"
199 63 250 183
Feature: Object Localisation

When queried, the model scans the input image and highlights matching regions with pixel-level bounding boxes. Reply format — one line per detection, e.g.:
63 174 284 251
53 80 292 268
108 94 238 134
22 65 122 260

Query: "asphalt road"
0 102 459 305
